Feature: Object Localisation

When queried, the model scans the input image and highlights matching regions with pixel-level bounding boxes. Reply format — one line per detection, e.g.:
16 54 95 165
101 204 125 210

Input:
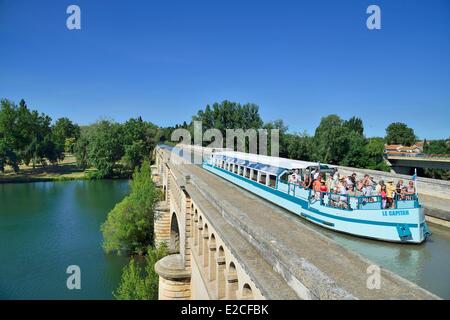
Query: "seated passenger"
330 188 340 207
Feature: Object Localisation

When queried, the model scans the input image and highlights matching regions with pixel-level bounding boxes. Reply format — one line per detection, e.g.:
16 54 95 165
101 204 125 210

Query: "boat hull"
203 163 429 244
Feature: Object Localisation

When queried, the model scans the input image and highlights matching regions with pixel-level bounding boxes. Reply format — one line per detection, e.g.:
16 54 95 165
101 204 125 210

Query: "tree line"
172 101 449 173
0 99 80 172
2 98 448 179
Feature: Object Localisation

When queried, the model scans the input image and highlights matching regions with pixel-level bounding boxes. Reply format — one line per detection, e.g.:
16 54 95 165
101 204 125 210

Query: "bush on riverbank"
101 160 160 255
114 245 167 300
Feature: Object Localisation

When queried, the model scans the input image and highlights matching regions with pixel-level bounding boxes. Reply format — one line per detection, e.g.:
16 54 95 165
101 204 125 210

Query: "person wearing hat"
386 180 396 209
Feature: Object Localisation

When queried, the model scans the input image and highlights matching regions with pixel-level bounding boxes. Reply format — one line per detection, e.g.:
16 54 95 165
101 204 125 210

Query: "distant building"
384 142 424 156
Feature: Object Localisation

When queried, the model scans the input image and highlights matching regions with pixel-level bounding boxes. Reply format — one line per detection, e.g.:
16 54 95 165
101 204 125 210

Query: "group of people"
287 168 417 210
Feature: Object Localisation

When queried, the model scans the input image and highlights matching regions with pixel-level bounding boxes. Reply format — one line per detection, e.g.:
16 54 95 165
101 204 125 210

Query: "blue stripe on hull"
203 163 426 243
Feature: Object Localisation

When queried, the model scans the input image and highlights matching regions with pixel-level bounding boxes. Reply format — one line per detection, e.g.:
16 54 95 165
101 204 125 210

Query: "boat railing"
310 191 419 211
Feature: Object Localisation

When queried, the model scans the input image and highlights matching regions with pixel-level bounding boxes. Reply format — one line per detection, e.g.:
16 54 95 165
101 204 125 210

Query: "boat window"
238 166 243 176
245 167 251 179
268 175 277 188
279 172 289 184
233 164 238 174
259 173 267 185
251 170 258 181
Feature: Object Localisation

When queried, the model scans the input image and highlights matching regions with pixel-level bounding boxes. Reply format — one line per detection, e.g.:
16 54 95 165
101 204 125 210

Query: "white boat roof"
214 150 332 170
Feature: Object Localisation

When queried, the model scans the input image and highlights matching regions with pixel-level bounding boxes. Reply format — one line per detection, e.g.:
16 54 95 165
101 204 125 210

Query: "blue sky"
1 0 449 139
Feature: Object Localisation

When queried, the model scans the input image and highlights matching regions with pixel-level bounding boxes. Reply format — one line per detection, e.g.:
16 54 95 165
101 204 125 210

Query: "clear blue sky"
1 0 449 139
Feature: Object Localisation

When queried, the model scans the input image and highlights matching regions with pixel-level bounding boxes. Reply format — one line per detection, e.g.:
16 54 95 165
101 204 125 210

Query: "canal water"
300 215 450 299
0 180 130 299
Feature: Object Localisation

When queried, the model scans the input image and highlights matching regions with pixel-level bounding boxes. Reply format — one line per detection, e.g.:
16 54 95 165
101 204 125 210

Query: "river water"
1 179 449 299
0 180 130 299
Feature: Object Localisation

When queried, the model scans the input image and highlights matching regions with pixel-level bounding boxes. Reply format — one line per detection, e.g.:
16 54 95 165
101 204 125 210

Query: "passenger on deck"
396 179 405 194
355 182 364 197
339 180 348 209
386 180 396 209
400 186 408 201
346 173 356 189
288 169 300 185
406 181 416 195
347 184 356 197
380 185 387 209
313 176 322 199
303 173 312 189
376 180 384 195
320 181 328 193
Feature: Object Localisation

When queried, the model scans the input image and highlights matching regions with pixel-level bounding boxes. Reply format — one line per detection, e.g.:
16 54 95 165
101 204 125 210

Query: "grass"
0 155 95 183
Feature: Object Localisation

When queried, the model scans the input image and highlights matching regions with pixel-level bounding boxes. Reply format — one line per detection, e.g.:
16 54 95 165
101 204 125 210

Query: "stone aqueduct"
152 147 265 300
151 146 439 300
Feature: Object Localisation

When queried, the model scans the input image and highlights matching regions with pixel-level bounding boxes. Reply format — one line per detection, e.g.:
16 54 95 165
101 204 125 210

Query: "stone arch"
198 216 204 255
226 262 238 300
202 224 209 266
241 283 254 300
170 212 180 254
216 246 226 299
208 234 217 282
193 209 198 246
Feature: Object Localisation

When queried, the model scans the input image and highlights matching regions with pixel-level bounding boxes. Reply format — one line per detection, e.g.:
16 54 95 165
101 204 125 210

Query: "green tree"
101 160 160 255
344 116 364 135
121 117 159 171
114 245 167 300
284 132 313 161
340 131 368 168
313 115 350 164
423 139 450 154
86 120 124 178
52 117 80 157
385 122 416 146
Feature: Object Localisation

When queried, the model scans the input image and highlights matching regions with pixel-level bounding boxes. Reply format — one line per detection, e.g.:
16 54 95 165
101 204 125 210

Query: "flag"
413 168 418 195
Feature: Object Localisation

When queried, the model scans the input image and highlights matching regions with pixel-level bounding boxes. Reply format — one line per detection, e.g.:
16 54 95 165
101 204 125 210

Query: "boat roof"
214 150 333 172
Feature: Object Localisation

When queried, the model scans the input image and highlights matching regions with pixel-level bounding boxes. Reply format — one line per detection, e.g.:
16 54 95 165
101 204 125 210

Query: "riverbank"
0 155 92 183
0 155 134 184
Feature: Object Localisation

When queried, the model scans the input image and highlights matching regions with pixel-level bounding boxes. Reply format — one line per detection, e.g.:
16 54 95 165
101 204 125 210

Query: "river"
1 179 449 299
0 180 130 299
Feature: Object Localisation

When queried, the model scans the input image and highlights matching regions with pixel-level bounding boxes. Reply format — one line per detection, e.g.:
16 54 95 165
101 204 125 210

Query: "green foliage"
423 139 450 155
101 160 160 255
284 132 313 161
0 98 66 171
313 115 352 164
73 118 158 178
385 122 416 146
52 117 80 157
114 245 168 300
